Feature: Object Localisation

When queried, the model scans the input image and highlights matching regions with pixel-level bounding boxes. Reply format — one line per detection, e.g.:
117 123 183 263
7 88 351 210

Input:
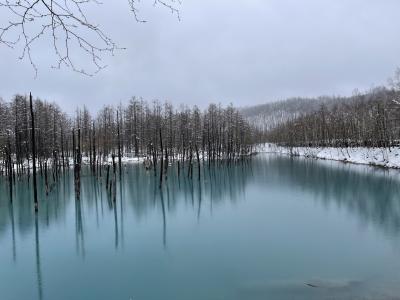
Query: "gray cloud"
1 0 399 113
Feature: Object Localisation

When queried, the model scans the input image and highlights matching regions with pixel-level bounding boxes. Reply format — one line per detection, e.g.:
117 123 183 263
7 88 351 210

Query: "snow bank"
256 143 400 169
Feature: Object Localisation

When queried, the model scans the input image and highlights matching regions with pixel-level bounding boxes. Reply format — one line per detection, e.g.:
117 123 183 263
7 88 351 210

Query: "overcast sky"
1 0 400 113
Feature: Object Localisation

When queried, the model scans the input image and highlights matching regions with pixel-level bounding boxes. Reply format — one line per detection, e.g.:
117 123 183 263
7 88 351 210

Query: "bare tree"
389 68 400 106
0 0 180 75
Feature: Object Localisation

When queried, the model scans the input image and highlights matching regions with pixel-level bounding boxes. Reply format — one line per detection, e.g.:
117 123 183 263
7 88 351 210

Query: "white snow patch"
256 143 400 169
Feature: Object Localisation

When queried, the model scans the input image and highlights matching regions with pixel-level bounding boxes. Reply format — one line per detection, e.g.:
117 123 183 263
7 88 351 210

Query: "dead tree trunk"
159 128 163 188
30 93 38 212
73 128 81 200
117 110 122 179
92 122 96 175
6 131 13 201
195 144 201 180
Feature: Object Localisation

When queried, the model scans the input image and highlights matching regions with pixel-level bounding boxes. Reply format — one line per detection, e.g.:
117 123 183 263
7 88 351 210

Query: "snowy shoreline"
256 143 400 169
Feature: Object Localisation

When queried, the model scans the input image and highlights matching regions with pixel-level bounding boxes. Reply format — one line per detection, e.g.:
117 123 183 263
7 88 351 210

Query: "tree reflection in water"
0 155 400 300
0 156 400 252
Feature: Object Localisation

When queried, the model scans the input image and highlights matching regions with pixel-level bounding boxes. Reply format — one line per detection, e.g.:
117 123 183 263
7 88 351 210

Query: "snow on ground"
256 143 400 169
81 156 146 165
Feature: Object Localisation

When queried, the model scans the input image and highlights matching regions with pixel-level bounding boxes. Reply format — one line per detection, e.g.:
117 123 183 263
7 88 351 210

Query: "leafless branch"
0 0 180 76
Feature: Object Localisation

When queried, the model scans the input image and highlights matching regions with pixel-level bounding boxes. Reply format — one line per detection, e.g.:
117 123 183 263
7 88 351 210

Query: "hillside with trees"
241 97 328 131
244 87 400 149
266 88 400 148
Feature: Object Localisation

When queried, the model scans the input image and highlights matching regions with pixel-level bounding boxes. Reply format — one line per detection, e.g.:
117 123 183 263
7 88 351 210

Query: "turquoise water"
1 154 400 300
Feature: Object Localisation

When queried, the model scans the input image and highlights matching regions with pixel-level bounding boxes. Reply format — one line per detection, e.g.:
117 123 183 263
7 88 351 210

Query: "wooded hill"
241 97 327 131
254 87 400 148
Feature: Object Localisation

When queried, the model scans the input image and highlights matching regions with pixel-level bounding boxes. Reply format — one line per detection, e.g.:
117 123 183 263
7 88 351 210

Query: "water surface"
1 154 400 300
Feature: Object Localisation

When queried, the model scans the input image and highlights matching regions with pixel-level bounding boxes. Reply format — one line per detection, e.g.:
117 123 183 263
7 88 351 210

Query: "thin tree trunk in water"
44 161 48 196
112 153 116 175
7 132 13 201
78 129 81 169
195 144 201 181
30 93 38 212
106 164 110 188
74 128 81 200
159 128 163 189
117 110 122 179
92 122 96 175
60 124 65 173
89 128 93 172
164 147 168 180
109 153 116 201
188 143 193 179
152 144 157 177
72 129 76 168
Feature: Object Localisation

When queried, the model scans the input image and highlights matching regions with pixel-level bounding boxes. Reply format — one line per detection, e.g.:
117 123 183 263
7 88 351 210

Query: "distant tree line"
265 87 400 148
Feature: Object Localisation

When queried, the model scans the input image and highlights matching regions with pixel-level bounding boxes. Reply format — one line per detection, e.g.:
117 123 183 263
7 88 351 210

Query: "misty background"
1 0 400 113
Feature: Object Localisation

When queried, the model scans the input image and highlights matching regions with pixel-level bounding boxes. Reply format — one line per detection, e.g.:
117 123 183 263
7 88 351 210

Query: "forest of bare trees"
257 87 400 149
0 94 257 205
